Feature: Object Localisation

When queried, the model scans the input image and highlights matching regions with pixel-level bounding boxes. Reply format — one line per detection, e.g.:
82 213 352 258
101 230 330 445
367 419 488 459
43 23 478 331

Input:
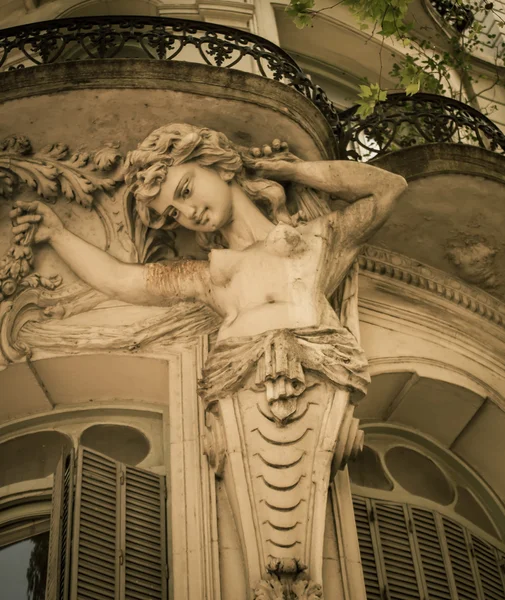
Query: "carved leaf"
291 578 323 600
0 157 59 198
0 135 122 206
0 169 15 196
254 577 285 600
0 135 32 155
93 143 122 171
39 143 69 160
38 275 62 290
68 151 90 168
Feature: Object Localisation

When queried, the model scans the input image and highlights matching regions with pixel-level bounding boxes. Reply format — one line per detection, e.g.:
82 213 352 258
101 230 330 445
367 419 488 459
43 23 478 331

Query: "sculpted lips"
195 208 209 225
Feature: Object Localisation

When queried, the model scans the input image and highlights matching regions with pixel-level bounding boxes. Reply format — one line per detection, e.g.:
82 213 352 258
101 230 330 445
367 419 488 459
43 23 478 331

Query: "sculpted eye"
182 185 191 199
166 206 179 219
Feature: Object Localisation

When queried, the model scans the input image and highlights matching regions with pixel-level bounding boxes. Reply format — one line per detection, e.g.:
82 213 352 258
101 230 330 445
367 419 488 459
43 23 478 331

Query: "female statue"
10 123 406 409
10 124 406 596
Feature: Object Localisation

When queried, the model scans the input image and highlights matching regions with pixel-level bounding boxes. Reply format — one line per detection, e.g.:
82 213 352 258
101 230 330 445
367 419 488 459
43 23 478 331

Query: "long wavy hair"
124 123 292 250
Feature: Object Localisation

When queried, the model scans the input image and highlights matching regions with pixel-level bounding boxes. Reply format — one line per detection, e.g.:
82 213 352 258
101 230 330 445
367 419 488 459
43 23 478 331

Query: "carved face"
148 163 234 232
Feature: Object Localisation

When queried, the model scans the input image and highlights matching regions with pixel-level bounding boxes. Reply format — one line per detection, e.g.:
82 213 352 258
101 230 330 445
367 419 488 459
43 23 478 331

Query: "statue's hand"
249 139 290 159
254 159 298 181
10 200 64 245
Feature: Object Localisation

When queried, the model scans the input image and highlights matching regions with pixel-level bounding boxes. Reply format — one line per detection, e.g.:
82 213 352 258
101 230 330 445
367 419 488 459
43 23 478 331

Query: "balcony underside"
0 59 335 162
371 143 505 302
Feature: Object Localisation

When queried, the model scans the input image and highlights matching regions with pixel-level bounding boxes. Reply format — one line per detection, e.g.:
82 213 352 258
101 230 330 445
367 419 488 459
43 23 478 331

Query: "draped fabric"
199 325 370 406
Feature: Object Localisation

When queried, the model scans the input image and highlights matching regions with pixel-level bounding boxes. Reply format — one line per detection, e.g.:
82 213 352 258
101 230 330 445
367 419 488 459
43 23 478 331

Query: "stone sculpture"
6 124 407 598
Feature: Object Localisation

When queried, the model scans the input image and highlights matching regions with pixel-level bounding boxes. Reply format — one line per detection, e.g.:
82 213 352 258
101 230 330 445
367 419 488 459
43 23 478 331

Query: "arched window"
350 425 505 599
0 410 166 598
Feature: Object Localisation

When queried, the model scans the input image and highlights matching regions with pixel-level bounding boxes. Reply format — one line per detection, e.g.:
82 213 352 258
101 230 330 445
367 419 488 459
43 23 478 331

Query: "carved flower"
0 135 32 155
2 279 17 296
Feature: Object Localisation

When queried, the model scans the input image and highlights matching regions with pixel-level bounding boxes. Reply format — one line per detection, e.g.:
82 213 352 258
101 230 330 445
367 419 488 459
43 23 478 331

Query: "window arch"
350 424 505 599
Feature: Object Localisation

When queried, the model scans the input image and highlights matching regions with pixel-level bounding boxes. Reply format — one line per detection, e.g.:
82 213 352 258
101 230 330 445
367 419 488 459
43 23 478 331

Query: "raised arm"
256 159 407 246
11 200 213 307
290 161 407 245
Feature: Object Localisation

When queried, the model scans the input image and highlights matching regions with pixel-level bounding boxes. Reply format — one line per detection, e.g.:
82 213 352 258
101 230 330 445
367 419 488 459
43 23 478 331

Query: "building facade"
0 1 505 599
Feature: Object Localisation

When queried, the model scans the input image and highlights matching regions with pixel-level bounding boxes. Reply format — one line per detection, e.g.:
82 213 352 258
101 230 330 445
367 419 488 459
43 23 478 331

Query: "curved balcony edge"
0 15 339 128
337 92 505 161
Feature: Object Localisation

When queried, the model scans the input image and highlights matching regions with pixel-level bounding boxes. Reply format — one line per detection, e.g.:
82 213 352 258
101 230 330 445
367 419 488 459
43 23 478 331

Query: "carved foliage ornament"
0 135 120 303
255 560 323 600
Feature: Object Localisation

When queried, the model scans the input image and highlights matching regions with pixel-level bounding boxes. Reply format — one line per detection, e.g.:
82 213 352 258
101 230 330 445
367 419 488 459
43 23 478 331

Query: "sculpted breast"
264 223 307 257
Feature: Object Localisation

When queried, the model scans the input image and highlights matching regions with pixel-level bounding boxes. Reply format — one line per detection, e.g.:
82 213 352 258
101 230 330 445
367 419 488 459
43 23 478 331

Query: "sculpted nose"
179 204 197 220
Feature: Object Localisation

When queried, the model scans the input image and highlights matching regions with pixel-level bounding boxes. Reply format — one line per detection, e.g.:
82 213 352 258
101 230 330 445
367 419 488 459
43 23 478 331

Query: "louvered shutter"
45 450 75 600
472 535 505 599
443 517 481 599
410 507 453 600
46 446 168 600
352 496 383 600
375 501 422 599
71 447 120 599
123 465 168 599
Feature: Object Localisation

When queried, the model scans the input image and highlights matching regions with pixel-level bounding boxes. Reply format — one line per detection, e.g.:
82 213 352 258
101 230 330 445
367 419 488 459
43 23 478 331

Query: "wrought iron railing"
1 19 505 162
428 0 475 33
0 15 340 125
336 92 505 160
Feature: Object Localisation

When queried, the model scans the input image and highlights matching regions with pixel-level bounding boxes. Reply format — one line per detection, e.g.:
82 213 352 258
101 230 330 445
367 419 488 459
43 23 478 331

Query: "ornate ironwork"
337 92 505 161
428 0 475 33
0 15 339 126
2 18 505 162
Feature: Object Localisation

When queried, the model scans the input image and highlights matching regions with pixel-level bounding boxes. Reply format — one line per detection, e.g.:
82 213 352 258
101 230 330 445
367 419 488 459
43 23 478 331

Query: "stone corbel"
210 374 358 599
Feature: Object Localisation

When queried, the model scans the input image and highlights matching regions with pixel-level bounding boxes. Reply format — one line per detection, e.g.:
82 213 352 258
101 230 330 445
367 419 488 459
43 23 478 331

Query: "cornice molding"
359 244 505 330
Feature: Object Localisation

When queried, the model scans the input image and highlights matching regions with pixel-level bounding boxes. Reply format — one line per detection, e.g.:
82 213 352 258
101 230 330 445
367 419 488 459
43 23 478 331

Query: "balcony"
1 16 504 165
0 16 505 311
337 92 505 161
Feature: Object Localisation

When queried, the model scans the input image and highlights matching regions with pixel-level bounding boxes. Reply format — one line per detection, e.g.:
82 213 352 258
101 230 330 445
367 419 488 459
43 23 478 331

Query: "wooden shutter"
123 465 168 599
353 495 505 600
46 446 168 600
352 496 383 600
472 535 505 600
375 501 422 600
443 517 481 600
410 507 452 600
71 447 120 599
45 450 75 600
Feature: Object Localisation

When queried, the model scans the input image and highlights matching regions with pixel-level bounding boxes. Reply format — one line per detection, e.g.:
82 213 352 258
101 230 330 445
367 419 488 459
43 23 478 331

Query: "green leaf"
405 80 421 95
293 13 313 28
